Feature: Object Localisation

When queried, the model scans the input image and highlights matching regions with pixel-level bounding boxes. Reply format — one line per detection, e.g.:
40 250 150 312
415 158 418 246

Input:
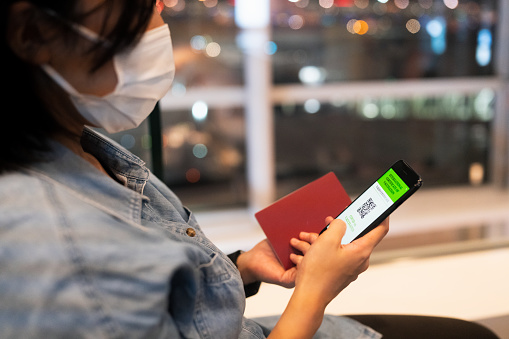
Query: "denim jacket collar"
81 128 150 193
28 128 150 224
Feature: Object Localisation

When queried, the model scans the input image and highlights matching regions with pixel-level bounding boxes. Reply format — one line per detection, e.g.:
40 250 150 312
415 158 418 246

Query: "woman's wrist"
292 284 329 315
228 250 261 297
235 250 257 285
268 288 326 339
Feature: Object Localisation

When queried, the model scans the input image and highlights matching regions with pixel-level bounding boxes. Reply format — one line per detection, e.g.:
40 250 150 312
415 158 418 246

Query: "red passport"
255 172 351 270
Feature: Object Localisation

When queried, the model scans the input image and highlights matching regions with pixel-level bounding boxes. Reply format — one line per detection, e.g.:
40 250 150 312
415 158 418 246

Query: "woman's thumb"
325 218 347 241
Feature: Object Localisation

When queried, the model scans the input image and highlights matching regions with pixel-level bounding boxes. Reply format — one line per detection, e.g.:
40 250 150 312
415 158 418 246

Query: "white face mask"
42 23 175 134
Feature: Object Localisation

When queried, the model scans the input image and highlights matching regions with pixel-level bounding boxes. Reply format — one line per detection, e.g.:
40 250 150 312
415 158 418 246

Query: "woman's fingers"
289 253 303 266
299 231 319 244
290 237 311 254
290 218 348 257
290 228 322 255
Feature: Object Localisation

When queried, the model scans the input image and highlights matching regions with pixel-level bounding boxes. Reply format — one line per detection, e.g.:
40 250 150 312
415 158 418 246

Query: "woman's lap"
345 314 499 339
252 314 499 339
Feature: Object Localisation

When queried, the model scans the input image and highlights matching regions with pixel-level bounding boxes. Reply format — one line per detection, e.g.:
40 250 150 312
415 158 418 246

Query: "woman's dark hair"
0 0 155 173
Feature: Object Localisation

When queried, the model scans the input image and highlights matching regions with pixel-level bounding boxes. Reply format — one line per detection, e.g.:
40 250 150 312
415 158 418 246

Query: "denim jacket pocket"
193 250 246 339
198 252 231 284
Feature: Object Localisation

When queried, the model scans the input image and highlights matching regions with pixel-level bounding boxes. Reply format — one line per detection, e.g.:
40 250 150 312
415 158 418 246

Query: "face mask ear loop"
42 8 111 47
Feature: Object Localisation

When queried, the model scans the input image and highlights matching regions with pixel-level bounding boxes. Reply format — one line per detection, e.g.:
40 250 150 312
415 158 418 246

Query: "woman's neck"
35 69 111 177
53 131 110 176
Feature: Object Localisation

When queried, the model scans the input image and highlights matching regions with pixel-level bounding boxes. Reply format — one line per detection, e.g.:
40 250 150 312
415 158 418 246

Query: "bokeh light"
171 82 187 97
288 15 305 29
186 168 201 183
353 20 369 35
406 19 421 34
203 0 218 8
141 135 152 150
192 101 209 121
163 0 185 11
193 144 208 159
299 66 327 85
319 0 334 9
120 134 136 150
394 0 409 9
304 99 321 113
426 19 444 37
190 35 207 51
443 0 459 9
265 41 278 55
205 42 221 57
469 162 484 185
476 29 492 66
346 19 357 34
163 0 178 7
362 102 379 119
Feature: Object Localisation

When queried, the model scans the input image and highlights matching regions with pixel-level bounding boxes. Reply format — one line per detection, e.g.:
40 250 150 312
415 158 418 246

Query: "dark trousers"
346 314 500 339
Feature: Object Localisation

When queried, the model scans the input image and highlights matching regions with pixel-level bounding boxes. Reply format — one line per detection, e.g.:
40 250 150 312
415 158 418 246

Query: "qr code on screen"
357 198 376 219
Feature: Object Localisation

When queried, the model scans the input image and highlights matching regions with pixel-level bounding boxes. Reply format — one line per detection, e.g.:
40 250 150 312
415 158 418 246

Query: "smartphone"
320 160 422 244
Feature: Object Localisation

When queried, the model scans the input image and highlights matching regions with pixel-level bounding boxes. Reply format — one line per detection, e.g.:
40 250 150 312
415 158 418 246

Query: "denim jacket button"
186 228 196 237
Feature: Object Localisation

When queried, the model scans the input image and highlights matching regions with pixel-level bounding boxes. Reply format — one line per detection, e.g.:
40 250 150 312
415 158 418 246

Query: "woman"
0 1 499 338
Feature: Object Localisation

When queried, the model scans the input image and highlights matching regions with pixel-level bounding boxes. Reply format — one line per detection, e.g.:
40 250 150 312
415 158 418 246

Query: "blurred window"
271 0 497 83
160 107 247 209
102 0 505 211
162 0 243 89
274 90 494 197
163 0 497 87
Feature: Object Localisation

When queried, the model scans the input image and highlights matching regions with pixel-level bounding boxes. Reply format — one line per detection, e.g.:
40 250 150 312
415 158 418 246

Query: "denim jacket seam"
129 193 143 223
112 169 150 181
42 179 124 338
26 168 149 232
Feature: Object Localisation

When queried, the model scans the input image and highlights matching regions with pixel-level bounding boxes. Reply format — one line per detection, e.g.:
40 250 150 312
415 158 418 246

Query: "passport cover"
255 172 351 270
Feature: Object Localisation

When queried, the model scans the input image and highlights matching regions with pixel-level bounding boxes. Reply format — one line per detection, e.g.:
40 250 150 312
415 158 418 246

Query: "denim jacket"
0 128 380 339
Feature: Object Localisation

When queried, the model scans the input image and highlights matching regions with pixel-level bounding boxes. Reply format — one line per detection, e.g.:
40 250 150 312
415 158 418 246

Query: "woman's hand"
268 217 389 339
291 216 389 308
236 239 297 288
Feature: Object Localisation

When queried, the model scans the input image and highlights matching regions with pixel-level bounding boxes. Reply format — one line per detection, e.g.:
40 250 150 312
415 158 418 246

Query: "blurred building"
104 0 507 209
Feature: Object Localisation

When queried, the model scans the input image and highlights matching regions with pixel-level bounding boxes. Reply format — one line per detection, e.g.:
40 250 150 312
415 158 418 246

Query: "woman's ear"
7 1 52 64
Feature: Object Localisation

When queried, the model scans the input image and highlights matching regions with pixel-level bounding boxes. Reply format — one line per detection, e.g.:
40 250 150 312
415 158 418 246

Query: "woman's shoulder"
0 170 111 234
0 171 77 246
0 171 52 212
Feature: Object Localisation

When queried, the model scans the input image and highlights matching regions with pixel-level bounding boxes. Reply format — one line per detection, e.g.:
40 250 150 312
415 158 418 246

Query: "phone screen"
338 168 410 244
